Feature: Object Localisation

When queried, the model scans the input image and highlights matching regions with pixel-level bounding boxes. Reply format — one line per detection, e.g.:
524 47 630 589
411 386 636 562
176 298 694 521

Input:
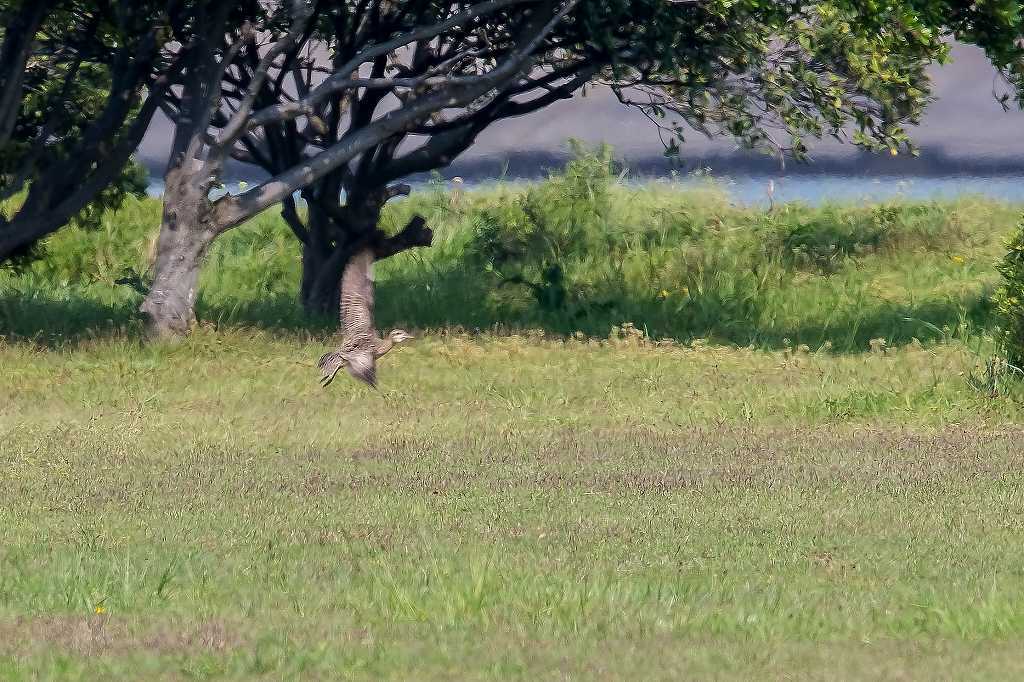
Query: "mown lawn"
2 332 1023 679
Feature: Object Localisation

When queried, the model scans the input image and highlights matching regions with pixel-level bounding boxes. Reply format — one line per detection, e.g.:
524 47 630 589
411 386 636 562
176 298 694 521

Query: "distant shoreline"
139 146 1024 186
146 172 1024 207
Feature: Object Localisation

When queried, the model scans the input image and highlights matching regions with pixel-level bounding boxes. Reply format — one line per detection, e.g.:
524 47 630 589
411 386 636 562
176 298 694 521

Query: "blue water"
146 174 1024 206
701 174 1024 206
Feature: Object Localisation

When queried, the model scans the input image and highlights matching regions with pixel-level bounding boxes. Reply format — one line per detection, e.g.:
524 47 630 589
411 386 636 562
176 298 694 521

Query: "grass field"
3 333 1024 679
3 167 1024 679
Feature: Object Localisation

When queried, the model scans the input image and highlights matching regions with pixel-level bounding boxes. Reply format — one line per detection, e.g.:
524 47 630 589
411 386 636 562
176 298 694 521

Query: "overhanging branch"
215 1 316 149
212 0 579 229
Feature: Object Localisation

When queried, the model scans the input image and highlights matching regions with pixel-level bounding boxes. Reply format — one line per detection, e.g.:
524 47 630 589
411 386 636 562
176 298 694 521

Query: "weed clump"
760 202 962 273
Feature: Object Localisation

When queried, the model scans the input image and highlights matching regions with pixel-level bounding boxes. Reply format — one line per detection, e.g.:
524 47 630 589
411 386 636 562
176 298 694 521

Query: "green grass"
1 333 1024 679
1 169 1017 350
3 171 1024 678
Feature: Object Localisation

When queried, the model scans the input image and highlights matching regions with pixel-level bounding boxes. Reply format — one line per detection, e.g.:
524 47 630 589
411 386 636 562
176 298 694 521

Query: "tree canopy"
0 1 188 263
137 0 964 332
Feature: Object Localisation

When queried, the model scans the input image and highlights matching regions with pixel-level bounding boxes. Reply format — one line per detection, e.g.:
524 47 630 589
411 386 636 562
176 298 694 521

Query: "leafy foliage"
914 1 1024 109
608 1 948 159
995 215 1024 369
5 36 152 231
76 161 151 231
0 0 181 263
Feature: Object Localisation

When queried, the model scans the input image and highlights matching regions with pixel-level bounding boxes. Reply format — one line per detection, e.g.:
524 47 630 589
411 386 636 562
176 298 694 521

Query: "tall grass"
0 158 1018 351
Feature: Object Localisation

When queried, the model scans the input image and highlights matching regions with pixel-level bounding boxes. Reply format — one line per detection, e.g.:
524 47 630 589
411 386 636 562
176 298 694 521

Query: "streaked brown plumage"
317 248 413 389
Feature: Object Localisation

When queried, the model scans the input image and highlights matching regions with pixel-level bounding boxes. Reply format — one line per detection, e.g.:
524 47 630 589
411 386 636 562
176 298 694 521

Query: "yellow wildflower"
950 255 965 265
657 289 670 300
889 148 898 157
94 605 106 615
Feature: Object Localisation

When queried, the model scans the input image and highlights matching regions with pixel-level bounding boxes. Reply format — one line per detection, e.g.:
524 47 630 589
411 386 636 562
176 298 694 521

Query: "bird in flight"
317 248 414 389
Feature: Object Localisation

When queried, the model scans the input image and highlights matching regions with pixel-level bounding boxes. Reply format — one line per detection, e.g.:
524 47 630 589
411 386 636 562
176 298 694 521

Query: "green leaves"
995 215 1024 369
466 143 616 313
598 0 948 162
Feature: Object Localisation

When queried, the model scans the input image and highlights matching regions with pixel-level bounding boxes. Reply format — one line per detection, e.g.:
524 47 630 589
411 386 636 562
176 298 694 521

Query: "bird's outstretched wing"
340 248 376 342
344 350 377 389
317 350 345 387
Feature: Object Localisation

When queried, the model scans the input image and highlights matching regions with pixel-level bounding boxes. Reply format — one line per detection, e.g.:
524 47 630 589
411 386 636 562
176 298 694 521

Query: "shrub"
466 142 617 312
995 215 1024 369
24 194 158 286
0 160 150 270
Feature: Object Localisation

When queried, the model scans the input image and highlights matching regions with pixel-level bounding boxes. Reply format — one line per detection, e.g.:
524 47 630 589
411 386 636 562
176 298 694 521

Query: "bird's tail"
317 351 345 388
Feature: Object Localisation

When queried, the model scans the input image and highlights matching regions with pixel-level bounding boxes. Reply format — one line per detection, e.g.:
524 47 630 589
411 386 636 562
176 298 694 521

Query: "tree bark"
0 0 55 145
298 204 339 316
139 170 218 337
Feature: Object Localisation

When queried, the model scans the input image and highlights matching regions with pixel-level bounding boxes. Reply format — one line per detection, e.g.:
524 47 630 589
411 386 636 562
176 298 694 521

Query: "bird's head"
388 329 415 344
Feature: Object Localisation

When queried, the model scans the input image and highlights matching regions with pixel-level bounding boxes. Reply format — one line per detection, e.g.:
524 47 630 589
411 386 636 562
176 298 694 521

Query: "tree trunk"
298 205 341 317
300 242 341 317
140 170 218 337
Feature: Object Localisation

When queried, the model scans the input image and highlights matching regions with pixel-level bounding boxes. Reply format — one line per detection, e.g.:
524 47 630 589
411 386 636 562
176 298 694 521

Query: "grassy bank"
2 167 1018 351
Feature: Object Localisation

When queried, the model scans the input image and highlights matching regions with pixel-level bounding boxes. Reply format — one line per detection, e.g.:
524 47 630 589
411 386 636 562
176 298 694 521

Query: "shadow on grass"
0 291 336 348
372 266 997 353
0 293 142 346
0 277 996 353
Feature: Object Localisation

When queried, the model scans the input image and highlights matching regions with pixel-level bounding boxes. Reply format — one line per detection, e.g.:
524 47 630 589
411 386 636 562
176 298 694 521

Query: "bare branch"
214 0 579 229
216 2 320 148
241 0 541 132
374 214 433 260
281 196 310 244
